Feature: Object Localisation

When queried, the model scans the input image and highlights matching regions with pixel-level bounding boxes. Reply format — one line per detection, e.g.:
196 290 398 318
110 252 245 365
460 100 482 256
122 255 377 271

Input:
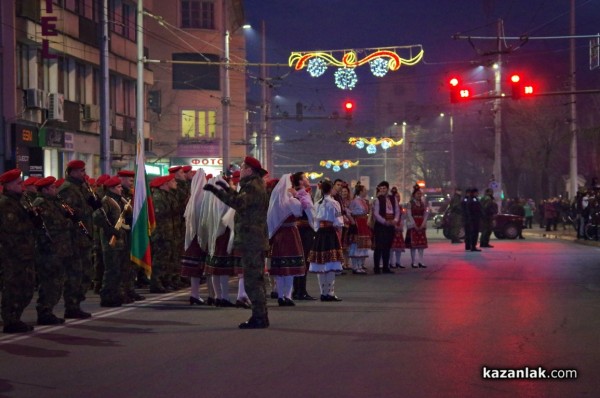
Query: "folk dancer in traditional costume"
372 181 399 274
348 183 371 274
267 174 306 306
389 187 406 268
405 185 429 268
307 180 344 301
181 169 207 305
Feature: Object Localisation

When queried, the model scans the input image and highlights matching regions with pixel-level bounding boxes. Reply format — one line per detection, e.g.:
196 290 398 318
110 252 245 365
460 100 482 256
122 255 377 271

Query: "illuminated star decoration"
348 137 404 154
319 159 360 172
289 45 424 89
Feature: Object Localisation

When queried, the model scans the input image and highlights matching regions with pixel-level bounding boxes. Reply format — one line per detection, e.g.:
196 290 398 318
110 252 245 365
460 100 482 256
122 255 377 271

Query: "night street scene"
1 1 600 397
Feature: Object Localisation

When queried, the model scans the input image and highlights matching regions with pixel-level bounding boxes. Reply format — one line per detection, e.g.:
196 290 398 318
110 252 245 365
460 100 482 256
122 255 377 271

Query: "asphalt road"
1 233 599 398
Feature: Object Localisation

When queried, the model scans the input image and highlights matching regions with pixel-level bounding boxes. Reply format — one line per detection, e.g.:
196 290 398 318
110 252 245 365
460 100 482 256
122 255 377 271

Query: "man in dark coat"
463 188 482 252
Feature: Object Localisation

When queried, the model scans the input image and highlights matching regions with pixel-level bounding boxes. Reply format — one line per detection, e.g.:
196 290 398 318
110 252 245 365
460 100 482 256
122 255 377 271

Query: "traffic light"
509 74 535 99
449 77 471 103
344 100 354 119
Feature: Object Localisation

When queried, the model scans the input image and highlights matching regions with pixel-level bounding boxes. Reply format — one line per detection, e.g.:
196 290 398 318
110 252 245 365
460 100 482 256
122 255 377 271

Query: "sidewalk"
521 225 600 247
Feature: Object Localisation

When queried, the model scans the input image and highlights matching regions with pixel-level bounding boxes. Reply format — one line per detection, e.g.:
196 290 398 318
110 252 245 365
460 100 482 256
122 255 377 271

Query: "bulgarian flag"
130 145 156 278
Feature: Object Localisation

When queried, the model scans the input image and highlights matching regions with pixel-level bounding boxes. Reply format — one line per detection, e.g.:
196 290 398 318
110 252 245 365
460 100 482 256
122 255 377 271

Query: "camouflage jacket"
94 191 131 250
151 188 177 241
122 186 133 202
211 174 269 251
0 191 36 261
58 176 97 248
32 193 74 258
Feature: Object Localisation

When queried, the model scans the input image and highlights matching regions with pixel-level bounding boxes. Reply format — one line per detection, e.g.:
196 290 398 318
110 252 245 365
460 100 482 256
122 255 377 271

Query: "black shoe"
131 293 146 301
64 309 92 319
238 316 269 329
325 295 343 302
411 264 418 268
206 297 216 306
189 296 206 305
471 248 482 252
320 294 328 301
481 244 494 248
100 299 122 308
397 264 406 269
292 292 300 300
284 298 296 306
270 291 278 299
37 313 65 325
278 298 287 307
235 299 251 309
218 299 235 308
382 268 394 274
3 321 34 334
418 263 427 268
298 293 317 300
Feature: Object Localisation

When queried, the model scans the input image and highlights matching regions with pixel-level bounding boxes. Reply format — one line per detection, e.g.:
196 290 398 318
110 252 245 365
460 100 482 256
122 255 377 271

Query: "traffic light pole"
493 20 503 210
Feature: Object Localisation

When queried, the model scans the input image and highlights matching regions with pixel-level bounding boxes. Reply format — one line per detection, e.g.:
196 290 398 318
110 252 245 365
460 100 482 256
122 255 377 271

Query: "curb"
521 230 600 247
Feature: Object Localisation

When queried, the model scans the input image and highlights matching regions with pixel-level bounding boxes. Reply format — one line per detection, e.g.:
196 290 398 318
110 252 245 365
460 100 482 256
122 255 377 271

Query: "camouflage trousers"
101 248 130 302
241 249 268 320
64 245 93 311
1 258 35 325
35 253 67 316
150 237 175 288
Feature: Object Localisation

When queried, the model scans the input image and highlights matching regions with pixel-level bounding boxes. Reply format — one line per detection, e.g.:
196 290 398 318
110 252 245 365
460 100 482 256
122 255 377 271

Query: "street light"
402 121 407 201
440 112 455 189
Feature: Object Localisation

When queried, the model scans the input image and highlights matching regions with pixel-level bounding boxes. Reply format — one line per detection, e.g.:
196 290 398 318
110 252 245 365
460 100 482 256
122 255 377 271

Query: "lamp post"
402 121 407 200
441 112 455 189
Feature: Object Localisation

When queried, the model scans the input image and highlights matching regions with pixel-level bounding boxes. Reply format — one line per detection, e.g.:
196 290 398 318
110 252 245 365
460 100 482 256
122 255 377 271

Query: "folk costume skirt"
307 225 343 273
180 238 206 278
205 228 236 276
405 228 428 249
268 223 305 276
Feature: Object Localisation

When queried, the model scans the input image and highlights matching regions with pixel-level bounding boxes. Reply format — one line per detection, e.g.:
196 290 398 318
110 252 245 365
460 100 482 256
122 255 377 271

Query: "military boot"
3 321 34 334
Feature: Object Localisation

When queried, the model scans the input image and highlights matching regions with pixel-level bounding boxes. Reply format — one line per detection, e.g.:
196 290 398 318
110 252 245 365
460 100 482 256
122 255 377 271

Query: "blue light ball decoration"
325 161 332 169
366 144 377 154
307 58 327 78
355 140 365 149
381 139 391 150
342 161 350 169
370 58 389 77
334 68 358 90
333 165 341 172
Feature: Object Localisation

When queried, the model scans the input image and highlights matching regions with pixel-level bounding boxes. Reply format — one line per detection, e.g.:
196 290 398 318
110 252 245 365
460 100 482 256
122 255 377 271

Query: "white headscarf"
267 173 302 239
184 169 206 250
199 176 230 255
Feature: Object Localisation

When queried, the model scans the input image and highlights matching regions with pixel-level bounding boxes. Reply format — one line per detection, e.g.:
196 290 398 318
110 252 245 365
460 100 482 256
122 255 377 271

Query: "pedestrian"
524 199 535 229
509 197 526 239
479 188 498 247
0 169 36 333
544 198 559 232
32 176 74 325
267 173 306 307
448 188 464 243
389 187 405 268
203 156 270 329
58 159 100 319
462 187 482 252
347 183 371 274
307 180 344 301
92 174 110 293
372 181 399 274
405 185 429 267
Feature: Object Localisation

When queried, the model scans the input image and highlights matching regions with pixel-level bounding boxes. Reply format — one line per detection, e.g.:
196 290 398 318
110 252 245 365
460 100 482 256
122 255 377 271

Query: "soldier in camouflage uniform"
149 175 178 293
168 166 190 289
479 188 498 248
448 188 464 244
93 176 132 307
0 169 36 333
32 176 75 325
92 174 110 294
204 156 270 329
58 160 100 319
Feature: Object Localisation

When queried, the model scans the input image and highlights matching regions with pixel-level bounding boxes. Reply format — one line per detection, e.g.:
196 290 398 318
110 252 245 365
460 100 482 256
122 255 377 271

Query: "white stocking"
317 273 326 295
284 276 294 299
410 249 417 264
326 272 336 296
275 276 285 298
237 276 248 300
418 249 424 264
190 277 201 299
219 275 230 301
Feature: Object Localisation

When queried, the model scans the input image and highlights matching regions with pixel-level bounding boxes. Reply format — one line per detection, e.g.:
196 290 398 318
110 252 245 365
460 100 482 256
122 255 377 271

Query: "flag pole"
136 0 144 155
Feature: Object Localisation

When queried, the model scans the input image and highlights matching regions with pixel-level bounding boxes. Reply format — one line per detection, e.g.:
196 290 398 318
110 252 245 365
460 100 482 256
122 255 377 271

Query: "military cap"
67 159 86 169
182 165 192 173
54 178 65 188
164 174 175 183
0 168 22 184
87 178 96 186
206 174 213 180
243 156 268 177
117 170 135 177
231 170 241 184
23 176 40 186
104 176 122 188
96 174 111 186
168 166 182 173
34 176 57 188
150 176 164 188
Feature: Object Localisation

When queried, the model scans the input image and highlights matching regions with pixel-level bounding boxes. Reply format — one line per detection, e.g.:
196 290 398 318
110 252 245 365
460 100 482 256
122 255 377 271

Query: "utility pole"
492 19 503 209
568 0 578 199
100 0 110 174
221 0 230 175
260 20 270 171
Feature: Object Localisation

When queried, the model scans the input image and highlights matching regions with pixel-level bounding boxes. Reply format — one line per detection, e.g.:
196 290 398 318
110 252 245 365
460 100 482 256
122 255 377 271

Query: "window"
16 43 28 89
109 0 123 35
181 0 215 29
172 53 220 90
92 68 100 104
122 2 136 41
92 0 102 22
109 74 117 111
181 110 216 138
123 79 134 116
75 62 86 103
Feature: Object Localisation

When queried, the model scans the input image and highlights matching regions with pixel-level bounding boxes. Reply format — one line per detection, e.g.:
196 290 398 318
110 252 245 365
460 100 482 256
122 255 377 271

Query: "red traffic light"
344 101 354 111
449 77 459 87
459 88 471 99
510 74 521 84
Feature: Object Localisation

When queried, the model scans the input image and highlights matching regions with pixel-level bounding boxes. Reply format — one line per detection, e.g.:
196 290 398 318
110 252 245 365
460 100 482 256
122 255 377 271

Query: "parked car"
438 207 524 240
425 194 448 216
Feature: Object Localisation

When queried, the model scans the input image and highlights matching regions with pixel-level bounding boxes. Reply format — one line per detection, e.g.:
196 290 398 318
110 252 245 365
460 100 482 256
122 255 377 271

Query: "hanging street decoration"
289 45 424 89
348 137 404 154
305 172 324 180
319 159 360 172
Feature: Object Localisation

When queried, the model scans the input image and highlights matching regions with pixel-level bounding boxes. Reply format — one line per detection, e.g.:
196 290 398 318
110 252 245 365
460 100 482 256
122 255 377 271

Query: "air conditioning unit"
25 88 46 109
47 93 64 121
110 138 123 154
83 104 100 121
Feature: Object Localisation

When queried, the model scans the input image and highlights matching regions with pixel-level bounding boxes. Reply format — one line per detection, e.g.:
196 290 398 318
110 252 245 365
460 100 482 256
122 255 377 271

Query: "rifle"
57 195 93 241
84 181 103 210
109 198 132 247
22 195 53 243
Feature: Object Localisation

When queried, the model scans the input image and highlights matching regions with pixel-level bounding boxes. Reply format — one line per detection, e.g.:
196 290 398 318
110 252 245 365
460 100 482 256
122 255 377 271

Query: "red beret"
117 170 135 177
0 169 22 184
150 175 173 188
243 156 268 177
182 165 192 173
34 176 57 188
96 174 110 185
164 174 175 183
231 170 241 183
54 178 65 188
67 159 86 170
206 174 213 181
168 166 182 173
87 178 96 186
104 176 122 188
23 176 40 186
